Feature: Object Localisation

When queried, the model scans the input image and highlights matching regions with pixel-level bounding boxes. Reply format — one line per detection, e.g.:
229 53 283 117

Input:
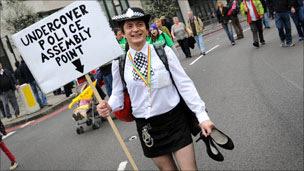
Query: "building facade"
0 0 217 70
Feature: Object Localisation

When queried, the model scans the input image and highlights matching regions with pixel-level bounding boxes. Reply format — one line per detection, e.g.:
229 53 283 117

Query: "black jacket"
270 0 292 12
16 61 35 84
0 69 17 93
216 7 231 24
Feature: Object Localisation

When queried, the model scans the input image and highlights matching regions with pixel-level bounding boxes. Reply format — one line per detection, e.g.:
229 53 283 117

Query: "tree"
144 0 179 20
1 0 39 34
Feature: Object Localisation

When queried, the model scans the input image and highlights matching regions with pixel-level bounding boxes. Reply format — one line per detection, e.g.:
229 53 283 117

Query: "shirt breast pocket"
152 67 172 89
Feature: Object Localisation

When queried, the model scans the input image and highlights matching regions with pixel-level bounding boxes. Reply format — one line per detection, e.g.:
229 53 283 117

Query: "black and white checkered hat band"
112 12 144 20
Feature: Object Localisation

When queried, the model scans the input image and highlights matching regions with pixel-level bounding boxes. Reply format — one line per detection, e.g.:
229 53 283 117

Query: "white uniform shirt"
108 42 210 124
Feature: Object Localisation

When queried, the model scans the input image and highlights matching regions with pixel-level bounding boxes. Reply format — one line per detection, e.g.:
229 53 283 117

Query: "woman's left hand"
199 120 215 137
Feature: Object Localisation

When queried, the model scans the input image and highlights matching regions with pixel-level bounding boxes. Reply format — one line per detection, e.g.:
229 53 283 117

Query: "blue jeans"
30 81 47 107
290 10 304 38
103 74 113 97
263 11 271 28
0 90 19 118
222 23 235 43
275 12 292 44
194 34 206 53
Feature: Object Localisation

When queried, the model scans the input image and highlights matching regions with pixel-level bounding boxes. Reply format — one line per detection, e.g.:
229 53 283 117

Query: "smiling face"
150 29 158 37
123 20 148 47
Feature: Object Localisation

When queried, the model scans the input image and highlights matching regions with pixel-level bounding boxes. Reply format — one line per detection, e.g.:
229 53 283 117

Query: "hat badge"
126 8 135 18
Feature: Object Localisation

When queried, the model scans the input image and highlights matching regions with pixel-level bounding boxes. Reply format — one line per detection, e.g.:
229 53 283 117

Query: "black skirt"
135 102 193 158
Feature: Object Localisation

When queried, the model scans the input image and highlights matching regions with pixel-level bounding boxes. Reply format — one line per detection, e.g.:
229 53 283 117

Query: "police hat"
112 7 151 26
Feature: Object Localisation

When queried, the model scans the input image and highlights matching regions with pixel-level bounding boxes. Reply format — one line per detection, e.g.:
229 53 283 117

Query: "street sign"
12 0 123 93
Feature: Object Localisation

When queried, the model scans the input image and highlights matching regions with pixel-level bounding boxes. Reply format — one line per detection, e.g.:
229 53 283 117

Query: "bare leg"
152 154 178 171
174 143 198 171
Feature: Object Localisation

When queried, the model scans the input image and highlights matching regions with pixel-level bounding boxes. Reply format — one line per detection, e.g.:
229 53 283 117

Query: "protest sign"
12 0 123 93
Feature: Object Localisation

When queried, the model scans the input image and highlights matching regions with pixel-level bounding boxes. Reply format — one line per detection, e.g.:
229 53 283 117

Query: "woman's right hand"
97 100 112 118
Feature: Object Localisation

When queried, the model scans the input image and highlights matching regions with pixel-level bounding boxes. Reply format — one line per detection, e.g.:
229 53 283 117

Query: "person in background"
0 119 18 170
0 99 5 117
171 17 193 58
186 11 207 55
18 59 50 108
96 63 113 97
216 0 236 45
147 23 174 47
0 62 20 119
269 0 295 47
115 28 127 51
160 16 173 33
291 0 304 41
154 18 172 38
260 0 271 28
227 0 245 39
13 61 22 84
266 0 275 19
240 0 266 47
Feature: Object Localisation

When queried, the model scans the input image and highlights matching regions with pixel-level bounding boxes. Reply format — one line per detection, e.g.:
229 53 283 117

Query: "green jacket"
118 37 127 51
240 0 264 19
186 16 204 35
146 32 174 47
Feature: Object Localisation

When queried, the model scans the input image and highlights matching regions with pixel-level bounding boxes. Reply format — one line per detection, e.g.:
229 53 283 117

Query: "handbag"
188 36 196 49
112 90 134 122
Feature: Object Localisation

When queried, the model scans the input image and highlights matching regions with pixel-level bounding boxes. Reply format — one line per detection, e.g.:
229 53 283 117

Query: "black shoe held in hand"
196 133 224 162
210 127 234 150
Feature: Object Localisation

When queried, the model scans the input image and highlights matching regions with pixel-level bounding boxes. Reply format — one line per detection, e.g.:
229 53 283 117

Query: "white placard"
12 0 123 93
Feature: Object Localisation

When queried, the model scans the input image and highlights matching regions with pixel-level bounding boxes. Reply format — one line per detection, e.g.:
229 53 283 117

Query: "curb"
4 95 75 128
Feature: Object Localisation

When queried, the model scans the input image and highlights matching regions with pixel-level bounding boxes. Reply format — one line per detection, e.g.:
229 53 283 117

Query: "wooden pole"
84 74 138 171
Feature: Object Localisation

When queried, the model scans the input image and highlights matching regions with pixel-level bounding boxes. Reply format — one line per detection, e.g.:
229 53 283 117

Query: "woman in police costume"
97 7 215 170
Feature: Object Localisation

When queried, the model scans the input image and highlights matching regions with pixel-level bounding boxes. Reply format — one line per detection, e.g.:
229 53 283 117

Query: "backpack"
115 45 201 136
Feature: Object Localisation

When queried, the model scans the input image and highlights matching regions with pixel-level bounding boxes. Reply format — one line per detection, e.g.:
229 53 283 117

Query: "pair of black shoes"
196 127 234 162
253 41 266 47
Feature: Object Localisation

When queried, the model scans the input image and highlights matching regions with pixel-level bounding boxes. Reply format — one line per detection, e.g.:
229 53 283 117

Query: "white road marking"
117 161 128 171
190 45 220 65
20 121 33 128
2 131 16 140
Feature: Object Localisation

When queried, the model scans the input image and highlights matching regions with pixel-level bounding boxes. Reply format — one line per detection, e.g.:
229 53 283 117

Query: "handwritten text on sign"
12 1 123 93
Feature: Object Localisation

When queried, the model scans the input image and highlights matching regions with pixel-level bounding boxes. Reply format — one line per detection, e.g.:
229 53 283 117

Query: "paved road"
1 22 303 170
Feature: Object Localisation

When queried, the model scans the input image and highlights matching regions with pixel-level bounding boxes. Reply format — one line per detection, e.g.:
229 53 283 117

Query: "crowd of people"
215 0 303 47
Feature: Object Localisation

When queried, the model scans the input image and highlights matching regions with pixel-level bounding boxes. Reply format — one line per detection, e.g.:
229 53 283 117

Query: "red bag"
113 90 134 122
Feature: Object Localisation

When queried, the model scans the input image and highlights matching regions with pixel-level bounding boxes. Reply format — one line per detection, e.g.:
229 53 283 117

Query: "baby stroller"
68 81 102 134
